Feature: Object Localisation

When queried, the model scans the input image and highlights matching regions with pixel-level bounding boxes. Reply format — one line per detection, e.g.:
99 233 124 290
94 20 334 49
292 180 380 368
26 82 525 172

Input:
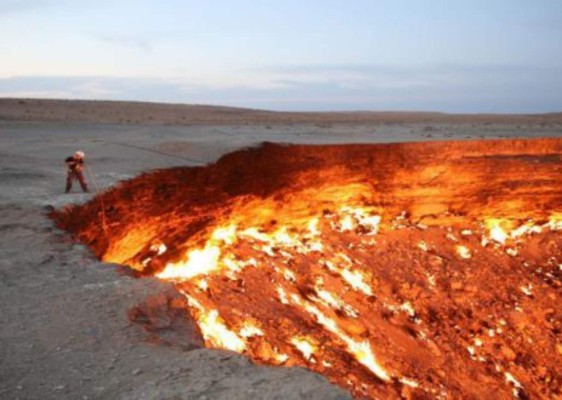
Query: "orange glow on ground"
52 139 562 399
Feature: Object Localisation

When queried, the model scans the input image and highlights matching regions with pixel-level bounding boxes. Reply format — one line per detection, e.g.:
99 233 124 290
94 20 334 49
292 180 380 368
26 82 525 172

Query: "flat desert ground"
1 99 561 399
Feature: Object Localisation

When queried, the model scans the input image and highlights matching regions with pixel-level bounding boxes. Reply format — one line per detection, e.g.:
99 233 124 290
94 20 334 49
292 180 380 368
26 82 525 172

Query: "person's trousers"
66 170 89 193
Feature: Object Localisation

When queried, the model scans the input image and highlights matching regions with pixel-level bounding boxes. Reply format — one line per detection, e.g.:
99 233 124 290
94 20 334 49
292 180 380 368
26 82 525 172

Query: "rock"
429 255 444 268
400 385 413 400
342 320 367 336
426 340 442 356
254 341 275 362
465 285 477 293
501 346 516 361
132 368 142 376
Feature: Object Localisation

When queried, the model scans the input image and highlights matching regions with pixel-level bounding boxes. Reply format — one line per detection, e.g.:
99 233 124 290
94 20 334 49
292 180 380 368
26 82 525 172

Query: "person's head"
74 150 85 159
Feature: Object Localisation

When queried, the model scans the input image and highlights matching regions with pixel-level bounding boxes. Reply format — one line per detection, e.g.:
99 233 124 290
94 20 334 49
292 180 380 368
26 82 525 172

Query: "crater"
51 139 562 399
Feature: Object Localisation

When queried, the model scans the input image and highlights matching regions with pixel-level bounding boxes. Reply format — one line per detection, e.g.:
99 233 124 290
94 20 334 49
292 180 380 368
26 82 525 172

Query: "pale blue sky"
1 0 561 112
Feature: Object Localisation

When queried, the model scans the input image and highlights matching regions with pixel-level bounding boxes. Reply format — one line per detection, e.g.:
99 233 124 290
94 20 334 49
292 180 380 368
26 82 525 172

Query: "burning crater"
52 139 561 399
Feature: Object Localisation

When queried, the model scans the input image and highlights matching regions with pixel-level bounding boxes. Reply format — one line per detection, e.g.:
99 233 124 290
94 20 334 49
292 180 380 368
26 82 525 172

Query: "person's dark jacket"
65 156 84 173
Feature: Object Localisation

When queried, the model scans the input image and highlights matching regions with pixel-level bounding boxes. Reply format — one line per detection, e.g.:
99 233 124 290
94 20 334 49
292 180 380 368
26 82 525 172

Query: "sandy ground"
1 100 561 399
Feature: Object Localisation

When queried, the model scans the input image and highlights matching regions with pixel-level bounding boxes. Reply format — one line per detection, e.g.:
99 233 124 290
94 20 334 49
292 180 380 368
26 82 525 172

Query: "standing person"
65 150 89 193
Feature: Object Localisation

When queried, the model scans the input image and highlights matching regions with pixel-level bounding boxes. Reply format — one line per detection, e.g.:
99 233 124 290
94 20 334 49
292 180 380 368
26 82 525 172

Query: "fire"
51 139 562 399
239 321 264 338
157 244 221 279
484 218 510 244
148 196 405 391
145 203 561 397
156 225 238 280
291 337 317 361
182 294 246 353
456 245 471 259
548 212 562 230
482 217 558 247
292 290 391 382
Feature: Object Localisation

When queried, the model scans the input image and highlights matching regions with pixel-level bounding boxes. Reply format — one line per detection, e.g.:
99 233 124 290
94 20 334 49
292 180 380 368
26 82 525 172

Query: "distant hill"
1 98 561 126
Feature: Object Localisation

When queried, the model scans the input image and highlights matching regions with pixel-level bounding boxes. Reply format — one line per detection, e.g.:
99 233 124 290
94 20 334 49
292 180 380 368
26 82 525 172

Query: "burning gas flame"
148 203 561 398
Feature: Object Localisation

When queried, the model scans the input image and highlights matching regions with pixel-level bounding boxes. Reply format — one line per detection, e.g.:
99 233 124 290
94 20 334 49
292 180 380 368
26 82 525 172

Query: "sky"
1 0 562 112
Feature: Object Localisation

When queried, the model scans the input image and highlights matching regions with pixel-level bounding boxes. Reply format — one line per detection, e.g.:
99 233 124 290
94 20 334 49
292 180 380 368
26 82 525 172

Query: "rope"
84 164 108 234
81 142 207 235
106 141 207 165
